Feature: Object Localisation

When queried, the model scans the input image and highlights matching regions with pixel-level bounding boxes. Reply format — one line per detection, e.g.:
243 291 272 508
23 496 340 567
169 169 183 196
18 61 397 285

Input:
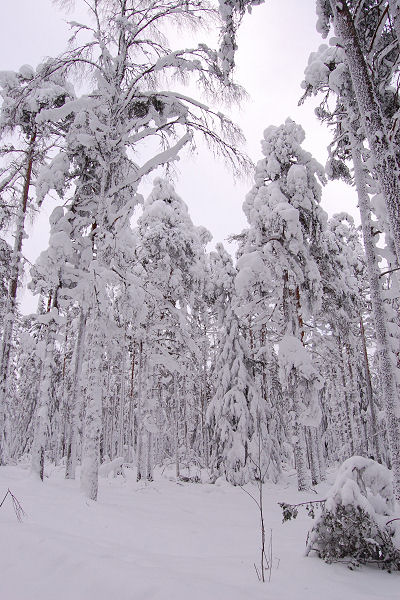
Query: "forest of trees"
0 0 400 510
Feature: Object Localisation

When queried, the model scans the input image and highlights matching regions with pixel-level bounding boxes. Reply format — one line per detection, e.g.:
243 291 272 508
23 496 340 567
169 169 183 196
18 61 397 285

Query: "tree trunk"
337 335 356 456
174 371 180 480
349 129 400 499
359 315 382 461
81 311 103 501
117 340 126 458
65 309 87 479
136 341 144 481
307 427 321 486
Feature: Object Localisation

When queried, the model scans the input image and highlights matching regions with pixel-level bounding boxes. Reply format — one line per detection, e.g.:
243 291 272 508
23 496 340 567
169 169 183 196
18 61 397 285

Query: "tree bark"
65 309 87 479
81 311 103 501
359 315 382 461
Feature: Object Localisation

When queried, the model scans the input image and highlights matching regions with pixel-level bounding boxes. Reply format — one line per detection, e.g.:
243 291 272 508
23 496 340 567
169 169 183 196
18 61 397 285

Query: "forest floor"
0 463 399 600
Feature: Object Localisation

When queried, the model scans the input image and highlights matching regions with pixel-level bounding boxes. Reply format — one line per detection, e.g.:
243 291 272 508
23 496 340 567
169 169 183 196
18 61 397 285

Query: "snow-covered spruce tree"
36 0 249 500
232 229 286 483
306 456 400 570
206 243 256 485
302 41 400 498
0 66 72 465
133 179 210 480
236 119 326 491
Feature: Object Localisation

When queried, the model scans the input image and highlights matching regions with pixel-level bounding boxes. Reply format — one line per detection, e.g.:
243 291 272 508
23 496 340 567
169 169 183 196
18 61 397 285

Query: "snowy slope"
0 466 398 600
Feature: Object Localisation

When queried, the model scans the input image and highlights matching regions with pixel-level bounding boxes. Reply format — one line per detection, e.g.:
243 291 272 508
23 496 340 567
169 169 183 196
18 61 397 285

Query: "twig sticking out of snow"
0 488 26 522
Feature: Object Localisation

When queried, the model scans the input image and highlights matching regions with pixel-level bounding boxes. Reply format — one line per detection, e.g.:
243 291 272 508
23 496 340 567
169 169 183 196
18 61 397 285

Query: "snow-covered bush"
306 457 400 570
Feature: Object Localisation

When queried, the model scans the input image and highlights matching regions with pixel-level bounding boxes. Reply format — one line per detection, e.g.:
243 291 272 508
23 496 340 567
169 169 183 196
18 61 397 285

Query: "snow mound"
307 457 400 570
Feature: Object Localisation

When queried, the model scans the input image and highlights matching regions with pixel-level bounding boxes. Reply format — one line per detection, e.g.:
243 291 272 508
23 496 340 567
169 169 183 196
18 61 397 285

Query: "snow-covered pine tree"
134 178 210 480
237 119 326 490
207 243 256 485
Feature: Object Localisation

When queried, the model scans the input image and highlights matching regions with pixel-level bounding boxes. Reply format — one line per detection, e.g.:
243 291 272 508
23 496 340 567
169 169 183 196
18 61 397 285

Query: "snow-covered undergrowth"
306 457 400 570
0 466 399 600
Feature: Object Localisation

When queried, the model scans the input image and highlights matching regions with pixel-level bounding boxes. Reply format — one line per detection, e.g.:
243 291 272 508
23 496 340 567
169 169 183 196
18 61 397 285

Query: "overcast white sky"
0 0 359 311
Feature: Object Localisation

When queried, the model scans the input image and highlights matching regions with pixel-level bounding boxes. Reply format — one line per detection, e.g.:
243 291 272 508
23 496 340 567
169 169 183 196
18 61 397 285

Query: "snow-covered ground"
0 465 398 600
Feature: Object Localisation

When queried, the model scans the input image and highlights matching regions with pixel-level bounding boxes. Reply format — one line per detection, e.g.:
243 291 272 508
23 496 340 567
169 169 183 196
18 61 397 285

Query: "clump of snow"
278 335 317 381
18 64 34 80
325 456 395 517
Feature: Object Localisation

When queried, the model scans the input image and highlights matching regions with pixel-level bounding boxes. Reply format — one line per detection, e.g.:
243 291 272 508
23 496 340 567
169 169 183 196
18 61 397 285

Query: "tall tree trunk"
200 320 210 468
306 427 321 485
174 370 180 480
127 345 136 462
337 335 356 456
292 377 310 491
65 309 87 479
145 431 154 481
136 341 144 481
117 339 126 458
349 129 400 499
359 315 382 461
81 310 103 501
282 272 310 490
315 426 326 481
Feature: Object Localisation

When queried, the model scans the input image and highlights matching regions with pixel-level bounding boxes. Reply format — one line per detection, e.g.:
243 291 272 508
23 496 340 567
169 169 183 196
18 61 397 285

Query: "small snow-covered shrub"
99 457 126 479
306 457 400 570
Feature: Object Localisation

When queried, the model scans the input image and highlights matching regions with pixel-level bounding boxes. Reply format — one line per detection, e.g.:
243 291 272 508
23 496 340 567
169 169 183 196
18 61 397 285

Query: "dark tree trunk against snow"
307 427 320 486
349 129 400 499
345 347 366 456
315 426 326 481
0 129 36 465
202 328 210 468
337 335 356 456
174 371 180 480
359 315 382 461
329 0 400 266
65 309 87 479
145 431 154 481
136 342 144 482
127 346 136 463
117 339 126 459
